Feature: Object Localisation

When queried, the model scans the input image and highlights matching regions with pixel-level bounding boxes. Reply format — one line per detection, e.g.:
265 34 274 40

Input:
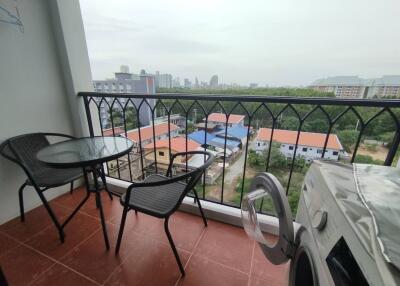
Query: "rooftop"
206 113 245 124
257 128 343 150
0 187 287 286
123 122 179 143
144 137 201 153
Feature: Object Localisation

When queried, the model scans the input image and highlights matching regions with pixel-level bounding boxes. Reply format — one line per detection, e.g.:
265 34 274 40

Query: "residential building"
205 113 245 128
210 75 218 88
93 66 156 127
214 125 249 145
144 137 200 168
255 128 343 161
122 122 179 149
154 114 186 128
310 75 400 98
188 130 241 152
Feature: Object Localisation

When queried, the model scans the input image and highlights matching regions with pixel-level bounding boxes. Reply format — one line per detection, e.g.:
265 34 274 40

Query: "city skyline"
80 0 400 87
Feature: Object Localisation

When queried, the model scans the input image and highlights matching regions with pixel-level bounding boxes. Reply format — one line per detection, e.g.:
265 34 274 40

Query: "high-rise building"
172 77 181 88
210 75 218 88
249 83 258 89
155 71 173 88
310 75 400 98
194 77 199 89
184 78 192 88
93 66 156 128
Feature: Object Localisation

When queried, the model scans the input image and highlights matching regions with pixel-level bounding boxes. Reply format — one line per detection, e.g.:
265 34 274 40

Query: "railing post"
83 95 94 137
385 131 400 166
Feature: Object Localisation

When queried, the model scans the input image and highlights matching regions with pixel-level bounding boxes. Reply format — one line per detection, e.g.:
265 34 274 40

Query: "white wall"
0 0 93 223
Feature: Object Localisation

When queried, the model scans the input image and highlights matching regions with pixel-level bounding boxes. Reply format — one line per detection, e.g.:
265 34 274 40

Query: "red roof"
257 128 342 150
144 137 200 153
206 113 245 124
102 127 125 136
124 122 179 142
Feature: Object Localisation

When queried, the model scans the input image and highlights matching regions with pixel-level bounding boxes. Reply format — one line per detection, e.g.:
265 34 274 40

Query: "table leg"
93 166 110 250
61 169 91 229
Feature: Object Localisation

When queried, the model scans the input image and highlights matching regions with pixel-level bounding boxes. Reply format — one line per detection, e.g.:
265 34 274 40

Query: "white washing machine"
241 160 400 286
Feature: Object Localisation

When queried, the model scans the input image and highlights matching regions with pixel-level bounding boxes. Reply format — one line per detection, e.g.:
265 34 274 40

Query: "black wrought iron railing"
78 92 400 214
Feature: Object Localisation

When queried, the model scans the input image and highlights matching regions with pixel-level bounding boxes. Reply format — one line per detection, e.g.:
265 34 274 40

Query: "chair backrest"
167 151 215 213
0 133 50 176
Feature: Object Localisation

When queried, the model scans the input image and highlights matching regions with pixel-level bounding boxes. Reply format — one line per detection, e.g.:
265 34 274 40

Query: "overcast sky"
80 0 400 86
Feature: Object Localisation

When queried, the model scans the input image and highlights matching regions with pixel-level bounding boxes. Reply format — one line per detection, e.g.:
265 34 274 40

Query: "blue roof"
210 137 240 149
214 126 248 139
188 131 216 145
227 126 248 139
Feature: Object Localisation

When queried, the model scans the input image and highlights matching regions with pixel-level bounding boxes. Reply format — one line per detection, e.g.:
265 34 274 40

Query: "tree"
337 130 358 152
269 144 287 169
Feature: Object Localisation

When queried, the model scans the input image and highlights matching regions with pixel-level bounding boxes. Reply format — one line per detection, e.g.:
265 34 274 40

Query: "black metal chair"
115 150 215 276
0 133 84 242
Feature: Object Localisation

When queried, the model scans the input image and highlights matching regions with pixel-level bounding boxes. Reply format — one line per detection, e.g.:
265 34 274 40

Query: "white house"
205 113 245 128
255 128 343 162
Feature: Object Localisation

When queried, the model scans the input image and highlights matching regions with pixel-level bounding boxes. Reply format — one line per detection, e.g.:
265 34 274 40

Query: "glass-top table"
37 136 133 168
37 136 134 250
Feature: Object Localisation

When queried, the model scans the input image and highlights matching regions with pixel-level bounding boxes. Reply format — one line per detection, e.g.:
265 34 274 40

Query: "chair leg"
69 181 74 194
115 206 129 254
164 217 185 276
36 190 65 243
193 189 207 227
18 183 27 222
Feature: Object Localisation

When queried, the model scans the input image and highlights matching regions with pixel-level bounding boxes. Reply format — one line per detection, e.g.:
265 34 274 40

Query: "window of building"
333 151 338 156
257 142 260 147
158 151 165 156
317 149 323 154
289 146 294 150
302 147 307 152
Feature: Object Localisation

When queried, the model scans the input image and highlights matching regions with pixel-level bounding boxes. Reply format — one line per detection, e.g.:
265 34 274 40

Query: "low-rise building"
144 137 200 168
255 128 343 162
205 113 245 128
122 122 179 149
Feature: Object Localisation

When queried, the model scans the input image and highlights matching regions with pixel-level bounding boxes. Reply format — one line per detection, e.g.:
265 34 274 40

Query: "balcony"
1 1 400 285
0 187 287 286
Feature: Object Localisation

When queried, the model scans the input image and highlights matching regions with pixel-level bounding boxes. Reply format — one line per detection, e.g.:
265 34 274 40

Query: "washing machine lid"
312 161 400 284
241 173 295 265
353 164 400 271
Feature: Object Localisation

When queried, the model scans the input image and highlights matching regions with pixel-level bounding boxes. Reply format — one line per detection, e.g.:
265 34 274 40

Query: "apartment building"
310 75 400 98
93 66 156 127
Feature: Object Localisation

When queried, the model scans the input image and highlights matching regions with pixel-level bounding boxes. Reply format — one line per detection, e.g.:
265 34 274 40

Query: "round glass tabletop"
37 136 134 168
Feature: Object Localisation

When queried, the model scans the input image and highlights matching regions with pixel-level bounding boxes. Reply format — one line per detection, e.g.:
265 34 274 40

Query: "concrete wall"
0 0 92 223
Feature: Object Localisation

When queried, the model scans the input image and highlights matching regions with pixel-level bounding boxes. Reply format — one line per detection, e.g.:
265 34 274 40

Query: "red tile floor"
0 187 288 286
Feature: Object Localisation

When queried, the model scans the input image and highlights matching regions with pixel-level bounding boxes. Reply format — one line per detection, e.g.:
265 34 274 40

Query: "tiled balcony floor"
0 187 288 286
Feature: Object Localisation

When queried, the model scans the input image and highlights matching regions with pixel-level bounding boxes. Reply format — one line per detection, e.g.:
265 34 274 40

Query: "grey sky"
80 0 400 86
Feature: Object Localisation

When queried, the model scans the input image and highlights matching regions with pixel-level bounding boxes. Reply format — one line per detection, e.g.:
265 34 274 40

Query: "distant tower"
210 75 218 88
120 65 130 73
195 77 199 88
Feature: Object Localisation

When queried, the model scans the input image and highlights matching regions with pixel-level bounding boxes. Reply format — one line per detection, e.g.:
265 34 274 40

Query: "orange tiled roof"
124 122 179 142
102 127 125 136
144 137 200 153
257 128 342 150
206 113 245 124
